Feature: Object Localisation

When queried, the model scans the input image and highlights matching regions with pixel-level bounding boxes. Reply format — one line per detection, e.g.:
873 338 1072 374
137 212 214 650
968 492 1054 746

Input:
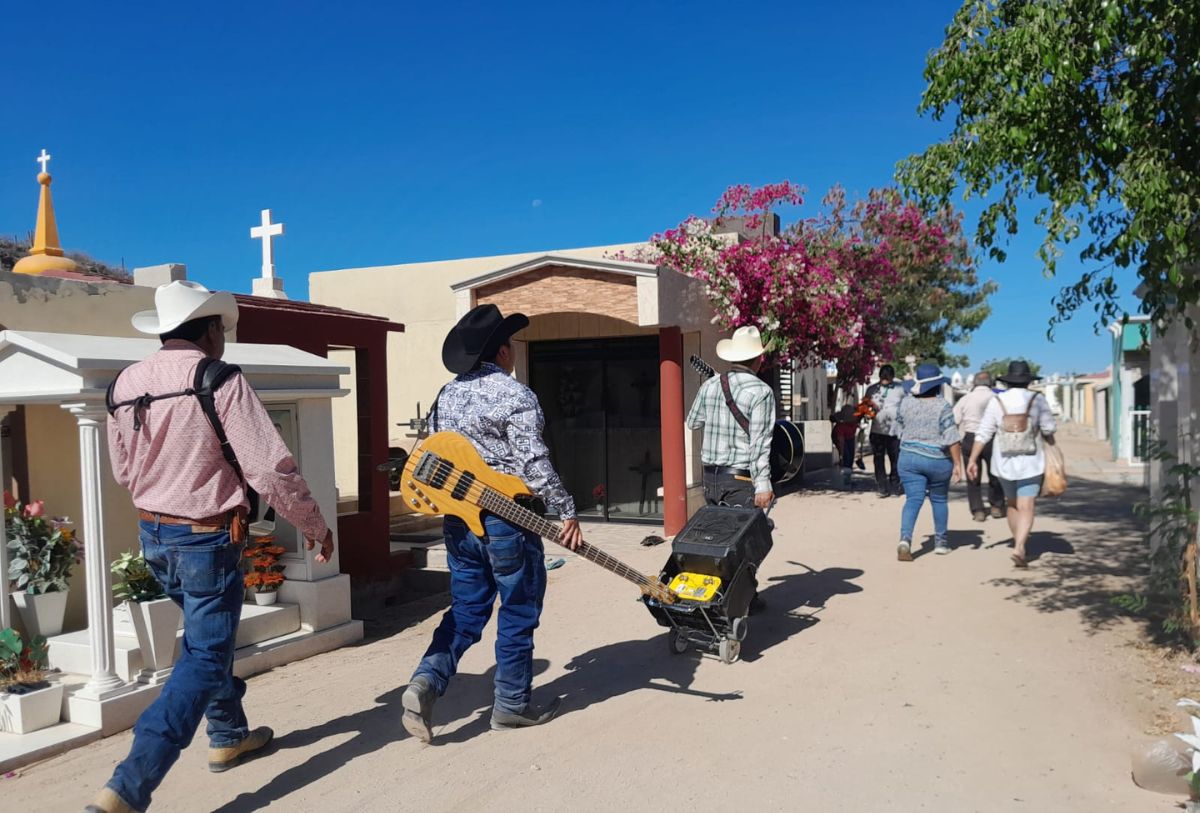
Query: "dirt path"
4 427 1179 811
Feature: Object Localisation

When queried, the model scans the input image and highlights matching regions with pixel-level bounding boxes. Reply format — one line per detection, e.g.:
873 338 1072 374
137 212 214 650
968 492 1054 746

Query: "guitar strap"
719 373 752 436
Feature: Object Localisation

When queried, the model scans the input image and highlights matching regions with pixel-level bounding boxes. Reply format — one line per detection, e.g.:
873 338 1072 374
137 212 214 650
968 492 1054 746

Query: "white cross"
36 149 51 174
249 209 285 279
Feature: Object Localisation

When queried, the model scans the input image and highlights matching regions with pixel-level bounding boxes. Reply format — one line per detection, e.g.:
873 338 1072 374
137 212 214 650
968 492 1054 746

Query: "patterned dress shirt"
685 365 776 493
107 341 330 541
432 362 577 520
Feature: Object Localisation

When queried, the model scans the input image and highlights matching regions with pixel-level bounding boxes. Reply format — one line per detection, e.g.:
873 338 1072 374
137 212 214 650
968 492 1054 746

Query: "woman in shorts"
966 360 1057 568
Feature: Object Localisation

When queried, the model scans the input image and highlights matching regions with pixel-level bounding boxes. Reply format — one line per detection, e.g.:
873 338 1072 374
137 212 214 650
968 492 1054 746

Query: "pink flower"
3 491 14 510
24 500 45 518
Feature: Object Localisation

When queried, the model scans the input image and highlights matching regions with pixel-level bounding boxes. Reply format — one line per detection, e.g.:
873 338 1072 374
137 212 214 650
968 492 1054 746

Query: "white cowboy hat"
131 281 239 336
715 326 766 363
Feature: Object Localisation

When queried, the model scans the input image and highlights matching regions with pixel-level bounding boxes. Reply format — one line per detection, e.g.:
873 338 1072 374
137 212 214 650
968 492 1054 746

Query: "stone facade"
476 266 639 323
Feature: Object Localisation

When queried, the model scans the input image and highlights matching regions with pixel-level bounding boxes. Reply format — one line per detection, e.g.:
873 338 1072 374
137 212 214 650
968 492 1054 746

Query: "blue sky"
1 1 1134 375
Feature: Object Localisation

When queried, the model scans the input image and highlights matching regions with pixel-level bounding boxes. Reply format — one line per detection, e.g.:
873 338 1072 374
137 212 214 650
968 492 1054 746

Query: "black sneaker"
491 697 563 731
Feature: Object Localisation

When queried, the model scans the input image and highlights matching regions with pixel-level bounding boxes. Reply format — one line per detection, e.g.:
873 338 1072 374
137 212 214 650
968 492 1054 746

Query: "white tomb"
0 330 361 747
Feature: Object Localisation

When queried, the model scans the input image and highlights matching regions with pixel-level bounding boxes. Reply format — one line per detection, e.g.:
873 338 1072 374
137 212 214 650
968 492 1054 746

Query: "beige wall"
327 348 359 501
310 244 739 496
0 273 156 339
309 243 648 454
22 404 139 632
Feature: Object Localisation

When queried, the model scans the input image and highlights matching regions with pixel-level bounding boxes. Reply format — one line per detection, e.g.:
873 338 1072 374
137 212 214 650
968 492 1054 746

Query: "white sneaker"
897 542 912 562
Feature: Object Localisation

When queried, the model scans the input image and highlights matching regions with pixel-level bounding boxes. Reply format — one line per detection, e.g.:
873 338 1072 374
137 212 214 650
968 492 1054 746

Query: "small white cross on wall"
249 209 285 280
36 149 51 174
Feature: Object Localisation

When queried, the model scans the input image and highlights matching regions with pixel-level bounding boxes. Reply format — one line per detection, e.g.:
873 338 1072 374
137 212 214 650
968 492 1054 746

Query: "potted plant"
244 537 286 605
0 627 63 734
111 552 181 683
5 491 82 638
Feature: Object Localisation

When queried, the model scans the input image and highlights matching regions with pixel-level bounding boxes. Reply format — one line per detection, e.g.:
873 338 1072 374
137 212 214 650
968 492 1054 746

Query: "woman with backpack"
966 360 1057 568
893 363 964 561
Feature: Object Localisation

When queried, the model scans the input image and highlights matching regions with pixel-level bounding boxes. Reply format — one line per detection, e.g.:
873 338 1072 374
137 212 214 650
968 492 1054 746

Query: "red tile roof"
233 294 404 329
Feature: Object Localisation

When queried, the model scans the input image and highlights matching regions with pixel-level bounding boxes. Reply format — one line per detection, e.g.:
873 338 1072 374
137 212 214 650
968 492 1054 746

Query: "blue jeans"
412 514 546 714
108 520 248 811
898 451 953 544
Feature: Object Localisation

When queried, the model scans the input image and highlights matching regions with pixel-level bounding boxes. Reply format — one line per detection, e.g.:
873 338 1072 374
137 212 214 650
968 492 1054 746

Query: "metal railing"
1130 410 1152 464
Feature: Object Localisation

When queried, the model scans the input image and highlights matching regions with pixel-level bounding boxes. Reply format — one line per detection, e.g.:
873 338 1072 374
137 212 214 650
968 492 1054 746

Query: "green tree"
851 188 996 368
897 0 1200 332
980 357 1042 381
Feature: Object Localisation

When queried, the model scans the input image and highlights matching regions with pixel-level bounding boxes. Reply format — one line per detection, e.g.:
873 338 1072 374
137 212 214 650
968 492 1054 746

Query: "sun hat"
996 360 1037 385
442 304 530 375
911 362 949 396
131 280 239 336
715 326 767 363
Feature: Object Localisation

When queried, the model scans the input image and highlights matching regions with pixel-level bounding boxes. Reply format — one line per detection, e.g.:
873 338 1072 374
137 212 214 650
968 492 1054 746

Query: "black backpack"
106 357 260 521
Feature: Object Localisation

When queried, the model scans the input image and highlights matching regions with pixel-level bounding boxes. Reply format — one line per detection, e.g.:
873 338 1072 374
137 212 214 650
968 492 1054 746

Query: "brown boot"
84 787 137 813
991 505 1006 519
208 726 274 773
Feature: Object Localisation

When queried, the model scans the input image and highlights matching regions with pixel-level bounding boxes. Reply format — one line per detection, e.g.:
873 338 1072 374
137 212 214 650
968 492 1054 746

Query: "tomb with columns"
0 149 393 769
0 330 361 765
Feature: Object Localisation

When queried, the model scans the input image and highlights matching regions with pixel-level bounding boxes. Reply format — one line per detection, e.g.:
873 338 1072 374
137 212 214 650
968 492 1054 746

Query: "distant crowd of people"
833 360 1057 567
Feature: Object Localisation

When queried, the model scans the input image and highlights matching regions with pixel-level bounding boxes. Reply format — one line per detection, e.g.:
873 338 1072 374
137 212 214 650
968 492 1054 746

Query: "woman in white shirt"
966 361 1057 568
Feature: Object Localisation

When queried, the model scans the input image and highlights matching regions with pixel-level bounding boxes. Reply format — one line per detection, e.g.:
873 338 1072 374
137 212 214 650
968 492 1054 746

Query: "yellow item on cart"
668 572 722 602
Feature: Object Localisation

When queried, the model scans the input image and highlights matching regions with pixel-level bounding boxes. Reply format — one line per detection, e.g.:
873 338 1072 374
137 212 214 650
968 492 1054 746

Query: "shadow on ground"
738 562 864 662
986 475 1147 633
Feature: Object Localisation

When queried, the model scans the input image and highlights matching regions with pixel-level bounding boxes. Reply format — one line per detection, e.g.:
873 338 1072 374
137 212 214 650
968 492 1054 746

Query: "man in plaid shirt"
686 326 776 510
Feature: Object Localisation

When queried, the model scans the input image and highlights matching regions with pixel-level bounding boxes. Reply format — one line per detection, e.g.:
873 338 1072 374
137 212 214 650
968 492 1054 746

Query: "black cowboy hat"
441 304 530 375
996 360 1037 385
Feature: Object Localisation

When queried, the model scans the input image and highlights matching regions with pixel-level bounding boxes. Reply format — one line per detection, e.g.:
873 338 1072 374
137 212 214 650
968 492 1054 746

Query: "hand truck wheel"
719 638 741 664
668 629 689 655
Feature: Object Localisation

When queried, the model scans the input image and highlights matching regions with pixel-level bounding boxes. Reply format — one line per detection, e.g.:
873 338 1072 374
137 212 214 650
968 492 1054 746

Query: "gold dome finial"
14 148 80 276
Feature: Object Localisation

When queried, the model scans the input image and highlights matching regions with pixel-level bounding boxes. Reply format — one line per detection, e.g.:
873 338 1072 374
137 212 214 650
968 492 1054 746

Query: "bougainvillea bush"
641 181 987 385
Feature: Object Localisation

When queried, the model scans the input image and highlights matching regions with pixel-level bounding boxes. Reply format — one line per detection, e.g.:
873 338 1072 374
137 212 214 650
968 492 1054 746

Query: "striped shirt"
685 366 776 493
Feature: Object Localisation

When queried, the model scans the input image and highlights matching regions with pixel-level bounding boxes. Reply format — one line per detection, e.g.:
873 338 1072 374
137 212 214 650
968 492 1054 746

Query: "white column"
64 403 127 699
0 406 14 631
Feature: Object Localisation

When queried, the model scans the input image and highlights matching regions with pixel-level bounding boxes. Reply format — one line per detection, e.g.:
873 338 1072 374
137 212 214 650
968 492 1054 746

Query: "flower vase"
253 591 278 606
0 681 64 734
127 598 183 682
12 590 69 638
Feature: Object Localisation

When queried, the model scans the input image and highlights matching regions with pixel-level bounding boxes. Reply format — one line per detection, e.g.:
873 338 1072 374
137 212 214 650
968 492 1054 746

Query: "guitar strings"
412 455 670 596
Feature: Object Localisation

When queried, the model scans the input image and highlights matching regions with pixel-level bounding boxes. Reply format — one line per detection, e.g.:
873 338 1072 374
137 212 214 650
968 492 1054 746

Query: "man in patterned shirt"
88 281 335 813
402 304 582 744
686 326 776 510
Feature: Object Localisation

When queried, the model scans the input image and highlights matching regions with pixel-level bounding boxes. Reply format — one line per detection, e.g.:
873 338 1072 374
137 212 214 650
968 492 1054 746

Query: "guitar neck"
475 487 674 603
690 355 716 380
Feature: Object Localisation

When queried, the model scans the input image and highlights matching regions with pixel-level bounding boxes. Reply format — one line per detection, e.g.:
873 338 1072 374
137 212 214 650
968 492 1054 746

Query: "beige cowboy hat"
716 326 767 363
131 281 239 336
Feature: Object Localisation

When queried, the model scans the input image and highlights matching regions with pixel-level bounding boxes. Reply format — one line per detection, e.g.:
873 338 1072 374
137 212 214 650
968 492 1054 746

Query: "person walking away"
89 281 336 813
686 326 776 511
831 404 860 490
954 371 1006 521
401 305 583 744
864 365 903 497
966 361 1056 568
894 363 963 560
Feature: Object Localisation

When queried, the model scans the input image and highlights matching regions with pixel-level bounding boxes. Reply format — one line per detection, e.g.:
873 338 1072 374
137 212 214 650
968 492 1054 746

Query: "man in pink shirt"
88 282 334 813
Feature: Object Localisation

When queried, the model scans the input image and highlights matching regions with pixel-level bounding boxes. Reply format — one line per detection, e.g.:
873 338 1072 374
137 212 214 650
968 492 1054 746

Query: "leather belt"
704 465 752 478
138 509 246 543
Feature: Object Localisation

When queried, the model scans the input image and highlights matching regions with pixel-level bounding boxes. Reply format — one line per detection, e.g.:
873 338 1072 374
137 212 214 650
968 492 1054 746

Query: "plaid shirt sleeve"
748 387 775 493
